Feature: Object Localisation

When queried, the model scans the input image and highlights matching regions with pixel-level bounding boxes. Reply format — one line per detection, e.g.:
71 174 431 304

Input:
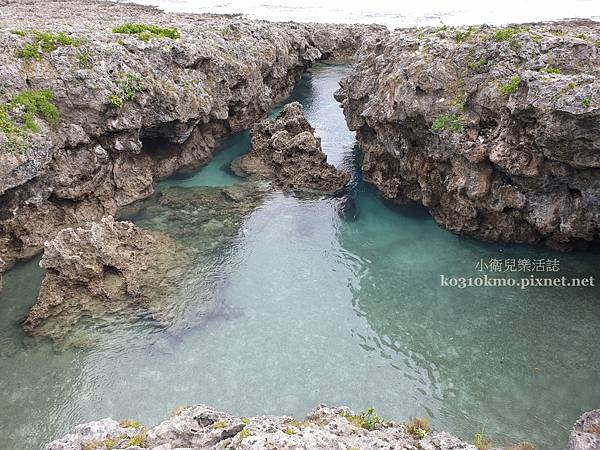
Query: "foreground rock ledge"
232 102 350 194
43 405 600 450
44 404 475 450
337 20 600 250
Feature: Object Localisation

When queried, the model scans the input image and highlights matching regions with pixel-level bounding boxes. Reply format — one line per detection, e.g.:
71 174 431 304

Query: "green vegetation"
108 73 144 108
567 82 577 90
474 432 492 450
77 48 94 69
434 25 448 33
119 419 143 429
241 417 251 425
0 89 59 155
112 23 180 42
432 113 464 133
340 407 383 431
11 29 27 37
127 434 146 447
404 417 431 438
467 57 487 72
540 66 561 74
495 27 519 42
17 30 80 60
582 97 592 108
454 26 475 43
284 427 296 435
499 75 522 95
238 428 252 439
211 420 229 429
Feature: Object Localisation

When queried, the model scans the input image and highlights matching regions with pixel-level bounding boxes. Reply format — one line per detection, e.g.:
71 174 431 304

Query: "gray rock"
337 21 600 250
232 102 350 194
43 404 479 450
566 409 600 450
0 0 387 276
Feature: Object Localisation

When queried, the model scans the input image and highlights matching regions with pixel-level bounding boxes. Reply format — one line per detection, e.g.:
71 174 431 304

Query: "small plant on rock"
211 420 229 429
495 27 519 42
540 66 561 74
582 96 592 108
127 433 146 447
340 407 383 431
119 419 143 429
432 113 464 133
112 23 181 41
17 30 80 60
467 57 487 72
108 73 144 108
405 417 432 438
238 428 252 439
499 75 522 95
474 431 492 450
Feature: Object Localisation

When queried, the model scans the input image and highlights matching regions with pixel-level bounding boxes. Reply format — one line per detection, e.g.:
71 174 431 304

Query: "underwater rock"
232 102 350 194
566 409 600 450
0 0 387 274
44 404 478 450
337 21 600 250
22 216 198 341
25 182 268 343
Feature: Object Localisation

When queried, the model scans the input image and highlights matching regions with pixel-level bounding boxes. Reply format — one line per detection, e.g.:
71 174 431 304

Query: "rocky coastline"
0 1 599 449
0 0 386 274
336 20 600 250
42 404 600 450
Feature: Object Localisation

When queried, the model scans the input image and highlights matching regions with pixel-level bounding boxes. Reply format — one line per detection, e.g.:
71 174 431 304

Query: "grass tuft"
432 113 464 133
499 75 522 95
404 417 432 438
112 23 180 41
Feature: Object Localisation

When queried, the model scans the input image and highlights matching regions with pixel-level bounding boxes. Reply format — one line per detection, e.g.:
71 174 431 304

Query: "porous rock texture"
232 102 350 193
24 182 269 343
336 21 600 250
22 215 194 341
566 409 600 450
43 404 477 450
0 0 386 276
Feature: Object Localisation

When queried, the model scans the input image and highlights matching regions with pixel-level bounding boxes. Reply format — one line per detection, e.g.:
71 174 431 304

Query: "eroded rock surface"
566 409 600 450
232 102 350 193
23 216 193 340
24 182 268 343
43 404 477 450
337 21 600 250
0 0 386 276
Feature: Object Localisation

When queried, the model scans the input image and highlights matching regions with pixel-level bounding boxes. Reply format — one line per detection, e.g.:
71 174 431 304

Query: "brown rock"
232 102 350 194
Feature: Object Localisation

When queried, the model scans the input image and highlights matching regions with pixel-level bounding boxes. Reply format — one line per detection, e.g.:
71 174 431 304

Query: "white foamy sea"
111 0 600 28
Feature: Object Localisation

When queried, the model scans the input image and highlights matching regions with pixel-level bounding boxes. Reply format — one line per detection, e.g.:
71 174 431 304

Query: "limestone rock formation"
232 102 350 193
0 0 387 277
22 216 195 341
43 404 477 450
336 21 600 250
566 409 600 450
24 182 268 343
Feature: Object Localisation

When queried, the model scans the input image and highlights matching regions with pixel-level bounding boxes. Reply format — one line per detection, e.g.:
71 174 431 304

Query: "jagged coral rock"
337 21 600 250
232 102 350 193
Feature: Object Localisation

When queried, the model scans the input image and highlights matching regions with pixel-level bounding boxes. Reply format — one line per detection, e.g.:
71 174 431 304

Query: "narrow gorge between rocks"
1 64 599 450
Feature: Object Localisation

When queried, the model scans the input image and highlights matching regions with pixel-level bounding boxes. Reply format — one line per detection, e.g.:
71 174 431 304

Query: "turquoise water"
1 64 599 450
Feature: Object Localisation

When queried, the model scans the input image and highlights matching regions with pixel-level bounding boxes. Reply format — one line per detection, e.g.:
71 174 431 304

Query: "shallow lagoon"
0 64 599 450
